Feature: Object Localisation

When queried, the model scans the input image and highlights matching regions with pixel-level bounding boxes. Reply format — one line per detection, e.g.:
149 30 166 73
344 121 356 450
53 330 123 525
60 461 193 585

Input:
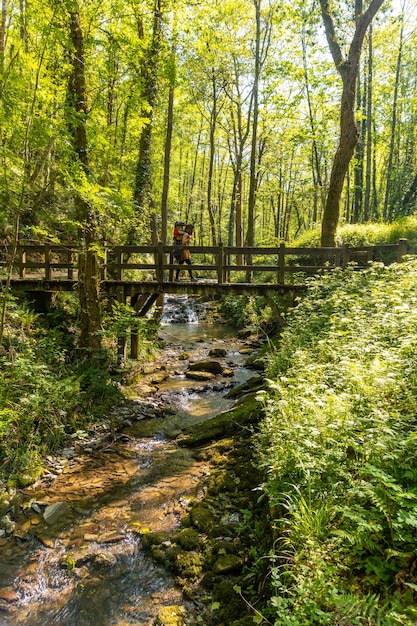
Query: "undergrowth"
0 292 157 485
256 259 417 625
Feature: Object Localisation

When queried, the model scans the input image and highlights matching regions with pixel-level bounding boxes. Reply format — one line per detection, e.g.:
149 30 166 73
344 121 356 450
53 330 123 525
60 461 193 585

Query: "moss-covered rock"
177 393 262 447
189 503 218 534
140 530 170 551
152 605 185 626
174 528 202 551
212 554 244 574
188 360 224 374
174 551 205 580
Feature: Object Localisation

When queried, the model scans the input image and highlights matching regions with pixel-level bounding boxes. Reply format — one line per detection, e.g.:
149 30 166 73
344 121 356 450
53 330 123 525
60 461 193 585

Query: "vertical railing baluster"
397 238 408 262
217 242 224 284
278 243 285 285
45 244 51 280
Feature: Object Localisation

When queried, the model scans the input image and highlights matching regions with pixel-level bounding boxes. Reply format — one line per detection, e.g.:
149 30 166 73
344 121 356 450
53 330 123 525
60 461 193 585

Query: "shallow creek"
0 297 258 625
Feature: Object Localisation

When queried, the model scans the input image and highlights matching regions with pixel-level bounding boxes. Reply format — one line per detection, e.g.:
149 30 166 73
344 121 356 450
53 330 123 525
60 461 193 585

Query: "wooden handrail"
0 240 409 286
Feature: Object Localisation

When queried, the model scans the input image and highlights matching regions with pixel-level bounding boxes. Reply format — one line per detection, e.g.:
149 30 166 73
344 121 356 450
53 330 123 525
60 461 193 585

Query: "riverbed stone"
43 501 67 525
0 515 15 535
0 492 11 517
208 348 227 357
188 360 224 374
94 551 118 567
177 392 262 447
185 371 215 381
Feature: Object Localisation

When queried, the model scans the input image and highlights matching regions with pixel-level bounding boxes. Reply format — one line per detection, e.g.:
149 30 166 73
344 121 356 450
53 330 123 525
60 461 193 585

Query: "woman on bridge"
175 224 196 281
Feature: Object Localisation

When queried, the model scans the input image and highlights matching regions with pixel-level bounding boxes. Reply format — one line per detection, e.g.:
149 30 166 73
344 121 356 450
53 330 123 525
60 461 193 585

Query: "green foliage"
293 217 417 251
256 259 417 624
0 294 122 480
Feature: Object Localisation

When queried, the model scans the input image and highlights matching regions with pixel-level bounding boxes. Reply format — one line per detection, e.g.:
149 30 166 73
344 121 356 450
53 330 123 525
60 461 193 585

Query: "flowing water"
0 296 258 626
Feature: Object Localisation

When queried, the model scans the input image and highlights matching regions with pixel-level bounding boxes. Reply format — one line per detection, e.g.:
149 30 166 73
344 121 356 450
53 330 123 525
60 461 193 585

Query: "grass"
256 258 417 625
0 292 157 485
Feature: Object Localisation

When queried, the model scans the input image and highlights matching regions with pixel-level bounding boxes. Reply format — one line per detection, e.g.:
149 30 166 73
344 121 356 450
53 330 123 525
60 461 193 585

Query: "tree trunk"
67 5 102 353
246 0 261 249
320 0 385 247
352 66 365 223
383 9 404 221
0 0 6 73
207 70 218 246
161 22 176 244
364 25 373 222
132 0 163 236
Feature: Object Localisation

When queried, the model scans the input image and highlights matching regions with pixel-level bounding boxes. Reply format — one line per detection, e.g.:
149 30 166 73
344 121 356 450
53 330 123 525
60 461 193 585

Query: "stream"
0 296 258 625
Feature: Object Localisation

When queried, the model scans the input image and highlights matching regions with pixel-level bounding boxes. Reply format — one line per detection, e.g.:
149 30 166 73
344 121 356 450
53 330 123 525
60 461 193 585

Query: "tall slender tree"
320 0 385 247
132 0 163 240
383 5 405 221
65 1 102 353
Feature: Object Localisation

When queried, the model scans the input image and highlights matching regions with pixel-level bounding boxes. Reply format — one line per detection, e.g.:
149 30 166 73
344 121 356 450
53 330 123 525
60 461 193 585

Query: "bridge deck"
10 278 304 297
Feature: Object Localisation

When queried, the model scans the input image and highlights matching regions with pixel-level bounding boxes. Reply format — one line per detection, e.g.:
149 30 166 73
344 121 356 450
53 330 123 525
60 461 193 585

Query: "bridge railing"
0 244 77 280
104 240 408 284
0 239 409 285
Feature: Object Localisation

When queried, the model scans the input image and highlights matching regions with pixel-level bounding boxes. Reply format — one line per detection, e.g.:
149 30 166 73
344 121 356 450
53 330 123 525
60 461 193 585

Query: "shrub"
256 259 417 625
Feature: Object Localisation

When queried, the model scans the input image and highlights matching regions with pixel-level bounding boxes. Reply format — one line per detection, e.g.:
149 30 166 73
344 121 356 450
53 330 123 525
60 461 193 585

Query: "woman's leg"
185 259 195 279
175 260 184 280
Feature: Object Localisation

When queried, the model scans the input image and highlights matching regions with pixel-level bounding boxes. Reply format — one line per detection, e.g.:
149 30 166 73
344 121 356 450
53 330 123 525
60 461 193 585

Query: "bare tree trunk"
0 0 6 73
352 66 365 223
67 5 101 353
132 0 163 236
207 70 219 246
364 25 373 222
161 19 176 244
320 0 385 246
246 0 261 249
383 7 404 221
227 58 253 248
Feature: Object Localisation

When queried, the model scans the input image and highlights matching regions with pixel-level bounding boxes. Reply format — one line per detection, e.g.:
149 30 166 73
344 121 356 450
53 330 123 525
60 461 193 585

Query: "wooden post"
169 250 174 281
116 249 122 281
342 244 350 269
117 286 127 363
45 244 51 280
67 249 74 280
20 248 26 279
397 238 408 262
156 241 164 283
101 245 107 280
278 243 285 285
217 242 224 284
130 327 139 359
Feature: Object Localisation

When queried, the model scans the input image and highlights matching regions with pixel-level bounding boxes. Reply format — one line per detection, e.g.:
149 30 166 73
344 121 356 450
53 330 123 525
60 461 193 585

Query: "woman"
175 224 196 280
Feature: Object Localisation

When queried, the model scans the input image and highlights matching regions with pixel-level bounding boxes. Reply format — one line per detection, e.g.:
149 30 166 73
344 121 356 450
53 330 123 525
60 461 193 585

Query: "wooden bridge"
1 239 408 301
1 239 408 358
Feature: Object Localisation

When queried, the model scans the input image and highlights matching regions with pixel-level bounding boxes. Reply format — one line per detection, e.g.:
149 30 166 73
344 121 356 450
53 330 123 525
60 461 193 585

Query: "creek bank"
145 387 273 626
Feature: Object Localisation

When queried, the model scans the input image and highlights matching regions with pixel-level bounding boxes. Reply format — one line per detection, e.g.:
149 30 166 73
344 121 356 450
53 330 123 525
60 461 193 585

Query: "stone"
94 552 118 567
209 348 227 357
185 371 215 381
153 605 185 626
0 515 16 535
188 360 224 374
43 502 66 525
212 554 244 574
0 587 19 603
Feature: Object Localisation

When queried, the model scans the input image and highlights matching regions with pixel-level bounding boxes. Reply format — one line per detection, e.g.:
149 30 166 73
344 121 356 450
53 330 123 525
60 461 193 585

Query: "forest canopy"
0 0 416 248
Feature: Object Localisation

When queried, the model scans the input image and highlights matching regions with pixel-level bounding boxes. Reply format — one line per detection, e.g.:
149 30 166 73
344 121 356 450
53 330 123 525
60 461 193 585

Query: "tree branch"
319 0 344 71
